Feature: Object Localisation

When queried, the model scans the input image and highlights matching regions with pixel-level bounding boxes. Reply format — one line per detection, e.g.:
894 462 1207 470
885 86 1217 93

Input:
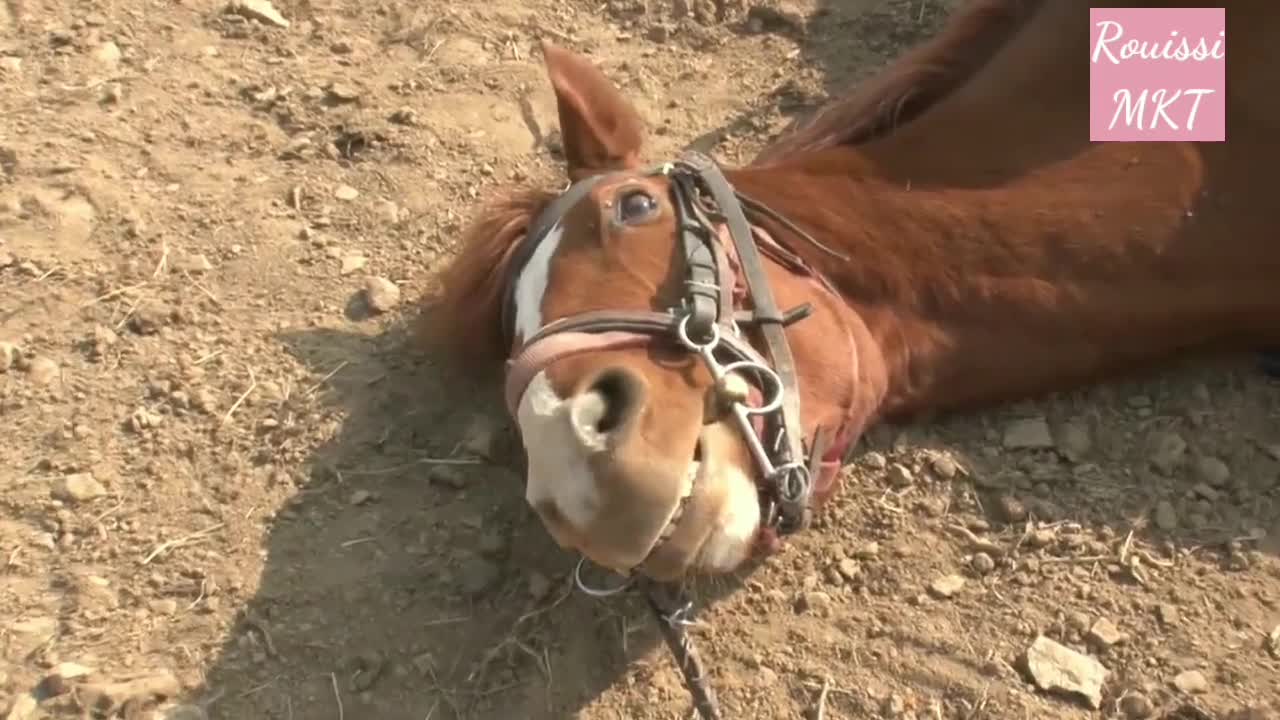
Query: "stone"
1022 635 1108 709
333 184 359 201
227 0 290 27
52 473 106 503
1172 669 1208 694
26 356 59 385
1149 431 1187 476
1003 417 1054 450
1055 421 1093 460
1119 692 1155 719
0 341 17 372
1194 456 1231 486
362 276 400 313
796 591 832 614
970 552 996 575
92 41 121 67
929 454 959 479
928 574 966 599
1087 618 1128 649
886 462 914 488
1153 500 1178 531
339 254 367 275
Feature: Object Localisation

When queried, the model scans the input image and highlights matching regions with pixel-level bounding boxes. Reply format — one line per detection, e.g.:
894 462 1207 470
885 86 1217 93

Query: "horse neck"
728 146 1272 423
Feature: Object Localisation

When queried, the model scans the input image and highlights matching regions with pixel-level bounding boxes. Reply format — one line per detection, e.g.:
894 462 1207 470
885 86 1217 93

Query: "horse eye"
618 190 658 223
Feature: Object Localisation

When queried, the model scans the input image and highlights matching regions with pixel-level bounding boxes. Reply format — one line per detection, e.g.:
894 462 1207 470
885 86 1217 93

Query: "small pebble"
929 454 958 479
928 574 965 599
970 552 995 575
1173 669 1208 694
334 184 360 201
26 356 60 385
363 276 401 313
1119 691 1155 719
886 462 913 488
1002 416 1054 449
52 473 106 503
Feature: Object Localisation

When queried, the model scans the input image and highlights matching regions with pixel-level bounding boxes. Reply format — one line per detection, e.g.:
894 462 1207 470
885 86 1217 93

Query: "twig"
141 523 225 565
80 282 148 308
330 672 344 720
337 456 485 477
812 677 830 720
221 366 258 425
305 361 349 397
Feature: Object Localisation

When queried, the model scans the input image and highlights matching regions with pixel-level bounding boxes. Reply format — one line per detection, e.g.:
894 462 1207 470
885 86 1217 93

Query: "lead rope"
575 558 723 719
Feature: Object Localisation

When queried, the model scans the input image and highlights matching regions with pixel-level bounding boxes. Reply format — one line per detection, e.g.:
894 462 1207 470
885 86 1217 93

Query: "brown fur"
418 0 1280 578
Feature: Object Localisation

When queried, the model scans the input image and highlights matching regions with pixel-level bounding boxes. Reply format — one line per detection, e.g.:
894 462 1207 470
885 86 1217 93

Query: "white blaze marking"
695 465 761 572
517 370 603 532
511 223 562 345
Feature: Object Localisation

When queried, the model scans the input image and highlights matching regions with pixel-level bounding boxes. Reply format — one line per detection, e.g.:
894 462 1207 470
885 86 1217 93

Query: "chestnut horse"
423 0 1280 583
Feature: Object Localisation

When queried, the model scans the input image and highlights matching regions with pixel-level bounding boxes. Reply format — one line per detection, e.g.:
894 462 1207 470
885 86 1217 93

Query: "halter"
500 151 853 552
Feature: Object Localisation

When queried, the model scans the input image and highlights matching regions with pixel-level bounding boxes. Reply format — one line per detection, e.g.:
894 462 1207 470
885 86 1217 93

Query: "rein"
498 151 854 719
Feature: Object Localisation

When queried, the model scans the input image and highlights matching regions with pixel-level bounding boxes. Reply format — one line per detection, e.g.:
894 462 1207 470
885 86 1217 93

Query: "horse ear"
541 41 646 180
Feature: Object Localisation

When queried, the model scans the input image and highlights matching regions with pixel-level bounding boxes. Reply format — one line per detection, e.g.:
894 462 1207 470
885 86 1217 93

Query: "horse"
420 0 1280 585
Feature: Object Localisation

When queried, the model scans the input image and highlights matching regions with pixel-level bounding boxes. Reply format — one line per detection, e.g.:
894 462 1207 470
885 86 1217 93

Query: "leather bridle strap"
676 152 814 533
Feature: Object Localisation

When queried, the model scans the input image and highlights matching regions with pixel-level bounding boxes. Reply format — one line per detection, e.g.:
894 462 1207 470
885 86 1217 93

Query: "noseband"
501 151 849 544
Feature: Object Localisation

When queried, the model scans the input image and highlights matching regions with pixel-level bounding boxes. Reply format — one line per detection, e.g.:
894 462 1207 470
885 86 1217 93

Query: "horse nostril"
583 368 641 436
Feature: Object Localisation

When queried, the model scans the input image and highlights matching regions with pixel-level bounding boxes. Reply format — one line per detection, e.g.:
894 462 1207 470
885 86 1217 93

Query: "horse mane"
414 187 557 368
754 0 1048 162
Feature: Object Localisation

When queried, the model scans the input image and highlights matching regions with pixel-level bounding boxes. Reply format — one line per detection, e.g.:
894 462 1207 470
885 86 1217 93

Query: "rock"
853 541 880 560
929 454 959 479
149 598 178 615
796 591 832 614
92 41 121 67
1055 421 1092 460
349 489 372 505
1153 500 1178 531
1191 483 1219 501
970 552 996 575
1149 431 1187 475
928 574 965 599
173 252 213 274
1156 603 1179 626
886 462 913 488
1194 456 1230 487
861 451 887 470
1087 618 1128 649
0 341 16 372
227 0 290 27
52 473 106 503
996 494 1028 523
1119 691 1155 719
4 693 37 720
1022 635 1108 709
339 254 367 275
1172 669 1208 694
836 558 860 582
1003 417 1054 450
362 276 400 313
25 356 59 385
333 184 360 201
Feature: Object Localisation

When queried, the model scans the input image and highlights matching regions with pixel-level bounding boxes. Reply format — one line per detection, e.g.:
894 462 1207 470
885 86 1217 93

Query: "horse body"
424 0 1280 582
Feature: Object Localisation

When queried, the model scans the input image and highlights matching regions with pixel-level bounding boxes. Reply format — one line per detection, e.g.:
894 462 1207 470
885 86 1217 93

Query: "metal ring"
719 360 785 415
676 313 721 351
573 556 633 598
772 462 811 503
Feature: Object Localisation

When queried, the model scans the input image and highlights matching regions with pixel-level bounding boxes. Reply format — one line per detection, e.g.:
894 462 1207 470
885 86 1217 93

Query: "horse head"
425 42 876 582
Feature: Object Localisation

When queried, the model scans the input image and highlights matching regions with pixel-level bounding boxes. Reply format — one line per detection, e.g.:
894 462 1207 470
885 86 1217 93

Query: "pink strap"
505 330 655 416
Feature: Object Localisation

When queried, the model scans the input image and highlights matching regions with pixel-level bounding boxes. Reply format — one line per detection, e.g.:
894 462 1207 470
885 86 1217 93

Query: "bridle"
495 151 858 720
500 150 856 554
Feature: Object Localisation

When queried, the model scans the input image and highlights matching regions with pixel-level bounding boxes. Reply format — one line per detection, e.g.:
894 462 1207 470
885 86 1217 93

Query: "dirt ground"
2 0 1279 718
